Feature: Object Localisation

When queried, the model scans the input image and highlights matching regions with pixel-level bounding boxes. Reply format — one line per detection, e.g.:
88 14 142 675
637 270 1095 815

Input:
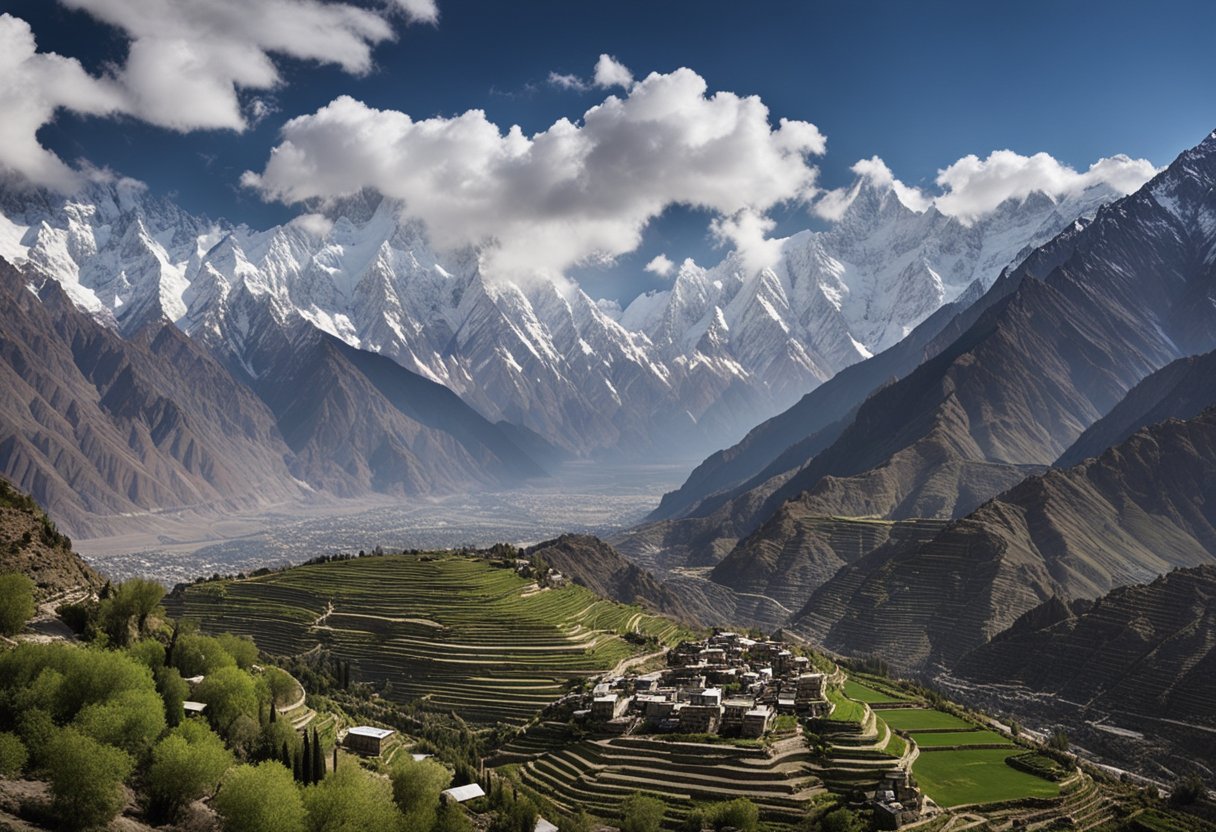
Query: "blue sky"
4 0 1215 302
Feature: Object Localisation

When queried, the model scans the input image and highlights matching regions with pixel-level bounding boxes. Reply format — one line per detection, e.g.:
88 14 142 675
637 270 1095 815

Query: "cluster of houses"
872 769 925 829
572 632 831 738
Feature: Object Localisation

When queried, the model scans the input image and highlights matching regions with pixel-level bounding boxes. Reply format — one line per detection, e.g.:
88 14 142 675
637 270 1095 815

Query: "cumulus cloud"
289 212 335 237
813 155 931 220
594 54 634 89
644 253 675 277
711 209 784 274
391 0 439 24
814 149 1157 224
934 149 1158 223
0 13 127 189
244 67 826 281
59 0 394 132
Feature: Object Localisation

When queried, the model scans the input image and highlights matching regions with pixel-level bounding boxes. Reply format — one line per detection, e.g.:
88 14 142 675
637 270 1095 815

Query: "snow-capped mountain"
0 174 1123 458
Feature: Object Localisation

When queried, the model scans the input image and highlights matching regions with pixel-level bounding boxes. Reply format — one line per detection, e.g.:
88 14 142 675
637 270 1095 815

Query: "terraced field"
882 708 974 732
912 748 1060 807
166 554 690 726
843 679 914 704
507 734 828 827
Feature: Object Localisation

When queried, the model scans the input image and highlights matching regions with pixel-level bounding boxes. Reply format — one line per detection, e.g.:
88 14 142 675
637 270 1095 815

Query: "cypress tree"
281 741 292 771
332 746 338 772
269 702 277 723
302 731 312 784
312 727 324 783
293 748 302 782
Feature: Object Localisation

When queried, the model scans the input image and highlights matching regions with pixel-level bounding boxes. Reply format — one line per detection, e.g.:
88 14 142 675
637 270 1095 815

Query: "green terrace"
166 553 691 727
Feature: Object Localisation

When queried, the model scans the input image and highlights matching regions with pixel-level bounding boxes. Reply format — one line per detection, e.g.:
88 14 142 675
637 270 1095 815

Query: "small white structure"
346 726 395 756
183 701 207 717
442 783 486 803
535 819 559 832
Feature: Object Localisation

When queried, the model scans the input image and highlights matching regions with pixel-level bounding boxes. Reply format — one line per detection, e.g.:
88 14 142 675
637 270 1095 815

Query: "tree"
74 686 166 756
217 633 260 670
302 730 312 784
1048 728 1070 752
127 638 167 672
563 810 594 832
97 579 165 647
212 761 306 832
0 573 36 636
265 667 299 708
820 808 865 832
312 727 325 783
1170 773 1208 805
146 721 234 821
195 666 263 737
302 765 404 832
390 756 451 831
173 633 238 677
434 800 474 832
620 793 665 832
45 727 134 830
157 665 190 727
704 799 758 832
0 731 27 777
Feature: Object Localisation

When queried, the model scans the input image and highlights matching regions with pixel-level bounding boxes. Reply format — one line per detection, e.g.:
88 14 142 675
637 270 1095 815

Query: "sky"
2 0 1215 303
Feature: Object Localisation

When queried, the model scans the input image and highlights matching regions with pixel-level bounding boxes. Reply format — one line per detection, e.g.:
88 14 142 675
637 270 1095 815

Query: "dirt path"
606 646 668 679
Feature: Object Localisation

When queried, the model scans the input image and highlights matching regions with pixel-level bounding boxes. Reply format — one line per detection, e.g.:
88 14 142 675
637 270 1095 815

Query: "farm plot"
911 729 1013 748
843 679 913 704
167 554 689 726
881 708 974 732
912 748 1060 807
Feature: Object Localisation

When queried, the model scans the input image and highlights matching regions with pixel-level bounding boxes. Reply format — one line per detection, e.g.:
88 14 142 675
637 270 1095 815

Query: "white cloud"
934 149 1158 223
711 209 784 274
593 54 634 89
813 155 930 220
547 72 589 92
814 150 1157 224
60 0 395 132
391 0 438 24
244 67 826 281
0 13 127 189
644 253 675 277
289 212 335 237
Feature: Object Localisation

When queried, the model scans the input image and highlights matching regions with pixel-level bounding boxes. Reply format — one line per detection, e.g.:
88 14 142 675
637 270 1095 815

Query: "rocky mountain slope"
952 565 1216 729
790 407 1216 672
0 477 103 599
0 172 1120 459
627 129 1216 576
0 256 550 538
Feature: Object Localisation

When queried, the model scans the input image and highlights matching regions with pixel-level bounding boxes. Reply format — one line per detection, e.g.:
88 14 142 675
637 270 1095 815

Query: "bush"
621 793 665 832
45 727 134 830
74 687 166 756
157 665 190 727
173 633 238 677
146 721 234 821
98 579 165 647
127 638 167 672
0 572 36 636
820 808 865 832
217 633 260 670
390 756 451 831
213 761 306 832
195 666 264 737
0 731 28 776
302 764 403 832
1170 773 1208 805
703 799 759 832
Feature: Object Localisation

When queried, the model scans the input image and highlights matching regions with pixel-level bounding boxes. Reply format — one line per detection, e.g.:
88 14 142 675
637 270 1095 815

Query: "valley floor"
75 461 689 584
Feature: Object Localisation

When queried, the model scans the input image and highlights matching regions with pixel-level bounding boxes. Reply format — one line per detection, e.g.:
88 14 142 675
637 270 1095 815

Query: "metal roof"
442 783 486 803
347 726 395 739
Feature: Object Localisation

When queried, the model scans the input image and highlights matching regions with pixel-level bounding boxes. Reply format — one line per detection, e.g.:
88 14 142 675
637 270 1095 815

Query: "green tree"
1048 728 1070 752
0 731 28 777
173 633 238 677
620 793 665 832
302 764 403 832
195 666 263 736
45 727 134 830
97 578 165 646
127 638 167 672
1170 773 1208 805
390 756 451 831
157 665 190 727
264 667 300 707
0 573 35 636
74 687 166 756
704 799 758 832
434 800 473 832
562 810 594 832
15 709 56 771
820 808 865 832
212 761 306 832
217 633 260 670
146 721 234 821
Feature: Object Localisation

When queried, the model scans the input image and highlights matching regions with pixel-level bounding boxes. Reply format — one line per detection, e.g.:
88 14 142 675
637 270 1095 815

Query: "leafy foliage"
45 727 134 830
213 761 307 832
0 572 35 635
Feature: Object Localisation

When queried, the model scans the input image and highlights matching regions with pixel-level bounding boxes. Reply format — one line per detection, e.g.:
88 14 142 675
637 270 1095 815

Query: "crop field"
911 729 1013 748
881 708 974 732
912 748 1060 807
509 735 827 827
843 680 912 704
166 553 690 726
825 687 867 724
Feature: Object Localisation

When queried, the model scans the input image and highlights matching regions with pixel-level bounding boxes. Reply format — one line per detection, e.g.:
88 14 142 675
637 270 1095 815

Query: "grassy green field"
843 679 912 704
166 553 691 726
825 687 867 723
881 708 973 732
913 748 1060 807
911 729 1013 748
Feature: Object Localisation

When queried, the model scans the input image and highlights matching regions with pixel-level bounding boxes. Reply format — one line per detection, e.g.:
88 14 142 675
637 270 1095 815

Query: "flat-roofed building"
345 726 395 756
742 705 773 738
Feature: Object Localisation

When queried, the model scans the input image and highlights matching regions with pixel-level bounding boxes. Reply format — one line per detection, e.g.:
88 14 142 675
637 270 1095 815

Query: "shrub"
621 793 665 832
821 808 865 832
195 666 264 737
45 727 134 830
0 731 27 776
0 573 36 636
74 687 166 756
302 764 403 832
213 761 306 832
146 721 234 821
390 755 451 831
704 799 759 832
217 633 260 670
173 633 238 677
156 665 190 727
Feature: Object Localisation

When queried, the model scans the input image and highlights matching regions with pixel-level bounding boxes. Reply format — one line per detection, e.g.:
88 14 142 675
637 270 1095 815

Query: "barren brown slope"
954 565 1216 729
792 408 1216 673
0 477 103 599
0 259 308 537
